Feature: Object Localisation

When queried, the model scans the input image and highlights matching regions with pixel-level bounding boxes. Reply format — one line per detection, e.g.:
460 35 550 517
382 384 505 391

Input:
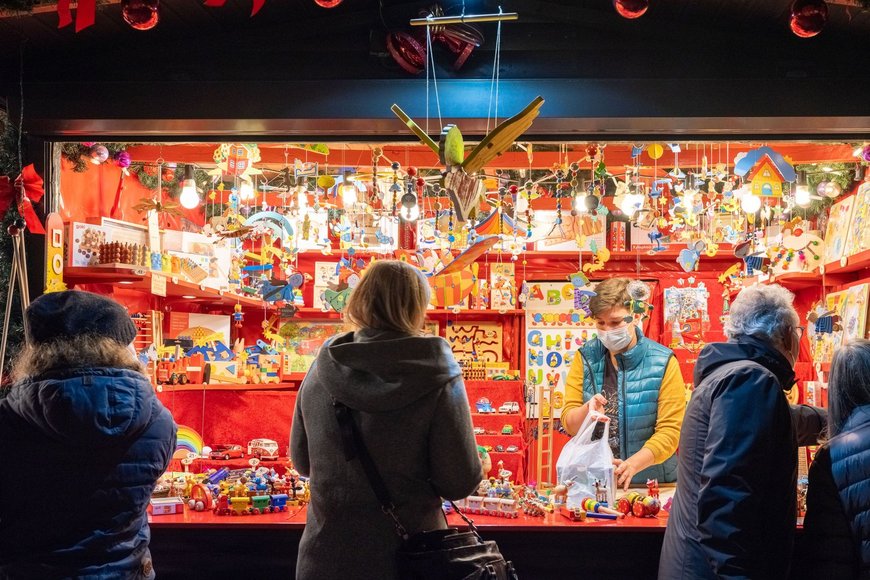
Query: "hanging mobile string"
486 11 503 134
425 26 443 130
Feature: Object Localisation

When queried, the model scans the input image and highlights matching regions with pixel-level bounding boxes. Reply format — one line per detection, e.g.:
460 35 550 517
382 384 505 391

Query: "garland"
130 163 212 199
61 142 135 173
0 109 25 388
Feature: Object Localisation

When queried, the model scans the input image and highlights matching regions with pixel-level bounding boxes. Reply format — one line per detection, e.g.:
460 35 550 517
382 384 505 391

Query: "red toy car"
209 444 244 460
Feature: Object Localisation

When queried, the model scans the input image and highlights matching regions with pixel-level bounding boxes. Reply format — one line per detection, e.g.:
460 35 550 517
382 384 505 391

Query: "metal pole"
0 256 19 385
410 12 519 26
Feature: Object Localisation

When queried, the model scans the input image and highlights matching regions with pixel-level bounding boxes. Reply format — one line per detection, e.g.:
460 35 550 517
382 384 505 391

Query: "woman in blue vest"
800 339 870 579
562 277 685 489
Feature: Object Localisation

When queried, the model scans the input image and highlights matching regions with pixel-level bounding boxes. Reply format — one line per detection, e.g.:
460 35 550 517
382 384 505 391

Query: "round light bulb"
239 182 255 201
619 193 644 216
795 185 811 207
400 204 420 222
573 194 587 213
179 182 200 209
515 195 529 214
741 193 761 214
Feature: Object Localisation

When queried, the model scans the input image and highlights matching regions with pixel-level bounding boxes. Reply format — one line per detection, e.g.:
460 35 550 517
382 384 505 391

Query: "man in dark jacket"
0 291 177 579
659 284 825 580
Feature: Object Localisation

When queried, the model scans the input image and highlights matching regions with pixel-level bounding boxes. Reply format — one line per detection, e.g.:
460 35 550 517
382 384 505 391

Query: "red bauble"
162 168 175 182
790 0 828 38
122 0 160 31
613 0 649 19
313 0 343 7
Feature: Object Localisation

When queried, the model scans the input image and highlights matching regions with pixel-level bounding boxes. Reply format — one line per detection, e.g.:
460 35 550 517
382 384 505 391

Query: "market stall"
14 136 867 578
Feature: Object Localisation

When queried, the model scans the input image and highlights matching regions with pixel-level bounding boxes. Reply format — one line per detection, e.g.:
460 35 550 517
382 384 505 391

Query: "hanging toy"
233 304 244 328
625 280 653 321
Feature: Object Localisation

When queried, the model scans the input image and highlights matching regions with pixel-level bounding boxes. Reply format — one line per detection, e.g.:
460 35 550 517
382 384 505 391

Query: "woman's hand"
613 448 655 491
588 393 607 413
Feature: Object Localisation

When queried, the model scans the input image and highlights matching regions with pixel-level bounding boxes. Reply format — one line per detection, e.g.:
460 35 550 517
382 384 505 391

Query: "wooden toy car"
501 424 514 435
498 401 520 413
475 398 495 413
209 444 244 460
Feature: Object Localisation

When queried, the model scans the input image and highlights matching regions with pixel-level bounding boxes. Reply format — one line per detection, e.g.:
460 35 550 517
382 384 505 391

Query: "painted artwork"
312 261 340 310
824 196 856 264
663 284 710 350
277 321 347 373
68 222 109 266
845 182 870 257
529 210 606 252
812 284 870 364
839 283 870 345
490 262 516 311
445 322 503 362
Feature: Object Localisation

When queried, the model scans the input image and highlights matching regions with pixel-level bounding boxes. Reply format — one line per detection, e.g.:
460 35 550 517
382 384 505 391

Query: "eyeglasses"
794 326 805 339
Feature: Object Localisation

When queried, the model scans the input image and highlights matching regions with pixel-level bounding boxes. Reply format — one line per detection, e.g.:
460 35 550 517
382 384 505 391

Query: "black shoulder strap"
332 397 409 539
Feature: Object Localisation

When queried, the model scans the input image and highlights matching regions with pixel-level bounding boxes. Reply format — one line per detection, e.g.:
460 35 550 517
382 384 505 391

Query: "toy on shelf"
580 497 624 519
209 444 244 461
559 506 587 522
615 491 662 518
214 493 289 516
498 401 520 414
475 397 495 413
247 439 280 461
150 497 185 515
187 483 215 512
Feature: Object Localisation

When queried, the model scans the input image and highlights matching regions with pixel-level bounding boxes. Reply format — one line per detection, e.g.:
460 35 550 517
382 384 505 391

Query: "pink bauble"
89 145 109 164
613 0 649 19
861 145 870 164
313 0 343 7
790 0 828 38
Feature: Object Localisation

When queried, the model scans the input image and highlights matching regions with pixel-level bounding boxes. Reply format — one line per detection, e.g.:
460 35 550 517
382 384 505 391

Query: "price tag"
151 274 167 297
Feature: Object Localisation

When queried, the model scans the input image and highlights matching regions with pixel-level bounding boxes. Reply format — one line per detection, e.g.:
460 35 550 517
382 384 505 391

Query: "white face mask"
598 325 634 353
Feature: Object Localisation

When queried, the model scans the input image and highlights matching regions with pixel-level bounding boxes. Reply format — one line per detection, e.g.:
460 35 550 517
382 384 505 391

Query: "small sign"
151 274 167 297
44 213 67 293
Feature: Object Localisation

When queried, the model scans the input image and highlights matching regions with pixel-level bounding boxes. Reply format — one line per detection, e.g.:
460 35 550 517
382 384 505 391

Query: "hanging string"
425 26 443 130
17 40 24 174
486 12 503 133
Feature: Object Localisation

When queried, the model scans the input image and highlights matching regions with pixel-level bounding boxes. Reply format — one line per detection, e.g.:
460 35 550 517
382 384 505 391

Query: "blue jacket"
660 337 826 580
801 404 870 579
578 326 677 484
0 368 177 579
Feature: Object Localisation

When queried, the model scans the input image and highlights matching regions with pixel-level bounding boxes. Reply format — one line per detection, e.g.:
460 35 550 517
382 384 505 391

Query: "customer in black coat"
798 339 870 579
659 284 826 580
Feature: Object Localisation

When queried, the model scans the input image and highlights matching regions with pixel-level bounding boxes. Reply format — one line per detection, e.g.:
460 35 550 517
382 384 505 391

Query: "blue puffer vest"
829 404 870 572
578 326 678 484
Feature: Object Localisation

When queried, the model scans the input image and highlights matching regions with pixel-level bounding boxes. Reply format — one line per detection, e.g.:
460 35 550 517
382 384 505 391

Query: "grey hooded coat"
290 329 483 580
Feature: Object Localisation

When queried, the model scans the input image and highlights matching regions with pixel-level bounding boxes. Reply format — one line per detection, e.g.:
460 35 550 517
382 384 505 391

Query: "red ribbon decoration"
75 0 97 32
111 172 125 220
57 0 73 28
0 165 46 235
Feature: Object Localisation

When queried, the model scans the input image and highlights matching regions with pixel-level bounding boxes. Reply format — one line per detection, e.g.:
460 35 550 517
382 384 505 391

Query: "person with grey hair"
659 284 826 580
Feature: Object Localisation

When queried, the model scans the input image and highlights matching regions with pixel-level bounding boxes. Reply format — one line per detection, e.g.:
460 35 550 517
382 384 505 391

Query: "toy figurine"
552 478 575 506
646 478 660 500
593 479 609 505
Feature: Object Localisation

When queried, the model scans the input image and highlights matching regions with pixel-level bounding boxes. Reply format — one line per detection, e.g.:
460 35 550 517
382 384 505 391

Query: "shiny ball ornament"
314 0 343 6
89 145 109 164
789 0 828 38
400 192 417 208
585 144 600 159
113 150 131 169
613 0 649 19
122 0 160 31
861 145 870 163
584 194 600 211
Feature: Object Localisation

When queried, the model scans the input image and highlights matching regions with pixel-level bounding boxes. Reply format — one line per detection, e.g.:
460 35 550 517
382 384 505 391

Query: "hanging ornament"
89 145 109 165
121 0 160 31
647 143 664 160
861 144 870 164
386 32 426 75
790 0 828 38
113 150 132 169
314 0 343 7
613 0 649 19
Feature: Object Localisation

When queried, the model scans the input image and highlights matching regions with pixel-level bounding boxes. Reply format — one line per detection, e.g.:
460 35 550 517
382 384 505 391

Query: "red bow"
0 164 46 235
57 0 96 32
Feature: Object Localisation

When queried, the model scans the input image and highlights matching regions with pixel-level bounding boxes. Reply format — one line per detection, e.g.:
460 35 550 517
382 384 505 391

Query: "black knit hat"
25 290 137 346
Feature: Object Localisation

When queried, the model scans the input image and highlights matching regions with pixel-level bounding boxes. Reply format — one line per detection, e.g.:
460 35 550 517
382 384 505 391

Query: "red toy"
209 444 245 460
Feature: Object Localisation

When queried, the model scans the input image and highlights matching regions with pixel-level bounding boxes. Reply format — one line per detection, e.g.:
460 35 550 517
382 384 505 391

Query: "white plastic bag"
555 410 615 508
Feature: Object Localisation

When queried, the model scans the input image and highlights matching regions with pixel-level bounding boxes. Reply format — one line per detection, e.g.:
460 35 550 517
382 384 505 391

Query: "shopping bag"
555 411 615 508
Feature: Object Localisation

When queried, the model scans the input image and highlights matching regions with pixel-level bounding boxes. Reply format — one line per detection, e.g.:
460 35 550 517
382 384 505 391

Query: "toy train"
214 493 290 516
454 495 518 518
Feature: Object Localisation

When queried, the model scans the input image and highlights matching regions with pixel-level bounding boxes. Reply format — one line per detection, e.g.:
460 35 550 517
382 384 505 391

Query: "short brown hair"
589 277 632 317
344 260 431 335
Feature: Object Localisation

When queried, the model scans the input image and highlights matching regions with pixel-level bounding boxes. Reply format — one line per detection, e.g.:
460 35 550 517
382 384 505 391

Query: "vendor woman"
562 277 685 489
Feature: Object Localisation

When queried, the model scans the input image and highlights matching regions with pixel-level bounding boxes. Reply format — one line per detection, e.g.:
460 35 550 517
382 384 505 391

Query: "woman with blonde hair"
291 260 482 580
0 290 176 579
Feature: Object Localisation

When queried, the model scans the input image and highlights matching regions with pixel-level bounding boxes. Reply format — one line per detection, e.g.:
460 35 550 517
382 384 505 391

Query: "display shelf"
64 266 265 309
157 381 299 392
823 248 870 276
768 271 824 291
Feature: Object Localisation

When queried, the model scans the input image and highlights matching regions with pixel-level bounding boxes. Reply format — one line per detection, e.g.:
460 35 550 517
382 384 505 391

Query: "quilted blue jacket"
0 367 176 579
578 326 678 484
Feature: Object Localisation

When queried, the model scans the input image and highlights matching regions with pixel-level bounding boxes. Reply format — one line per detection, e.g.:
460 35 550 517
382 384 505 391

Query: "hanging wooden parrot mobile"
391 96 544 222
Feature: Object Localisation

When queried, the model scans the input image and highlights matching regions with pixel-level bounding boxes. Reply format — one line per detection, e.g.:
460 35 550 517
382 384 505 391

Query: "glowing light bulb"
178 165 199 209
400 204 420 222
239 181 255 201
795 185 811 207
515 195 529 214
573 194 587 213
339 171 359 207
741 193 761 214
619 193 644 216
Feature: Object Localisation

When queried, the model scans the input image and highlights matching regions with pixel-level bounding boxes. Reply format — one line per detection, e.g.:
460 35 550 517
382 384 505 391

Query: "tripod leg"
0 256 20 385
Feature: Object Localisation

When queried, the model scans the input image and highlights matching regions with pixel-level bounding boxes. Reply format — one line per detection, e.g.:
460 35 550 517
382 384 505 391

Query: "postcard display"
524 281 598 419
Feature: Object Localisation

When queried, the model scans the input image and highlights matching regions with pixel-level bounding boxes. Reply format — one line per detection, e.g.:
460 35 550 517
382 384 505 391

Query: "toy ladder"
135 310 163 387
536 383 555 486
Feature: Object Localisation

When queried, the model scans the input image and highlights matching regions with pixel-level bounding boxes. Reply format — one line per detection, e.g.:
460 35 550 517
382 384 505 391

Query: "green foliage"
0 109 24 385
795 162 862 219
60 142 134 173
130 163 212 199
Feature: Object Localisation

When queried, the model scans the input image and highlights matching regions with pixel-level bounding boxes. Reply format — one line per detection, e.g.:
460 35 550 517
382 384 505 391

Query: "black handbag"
333 398 518 580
